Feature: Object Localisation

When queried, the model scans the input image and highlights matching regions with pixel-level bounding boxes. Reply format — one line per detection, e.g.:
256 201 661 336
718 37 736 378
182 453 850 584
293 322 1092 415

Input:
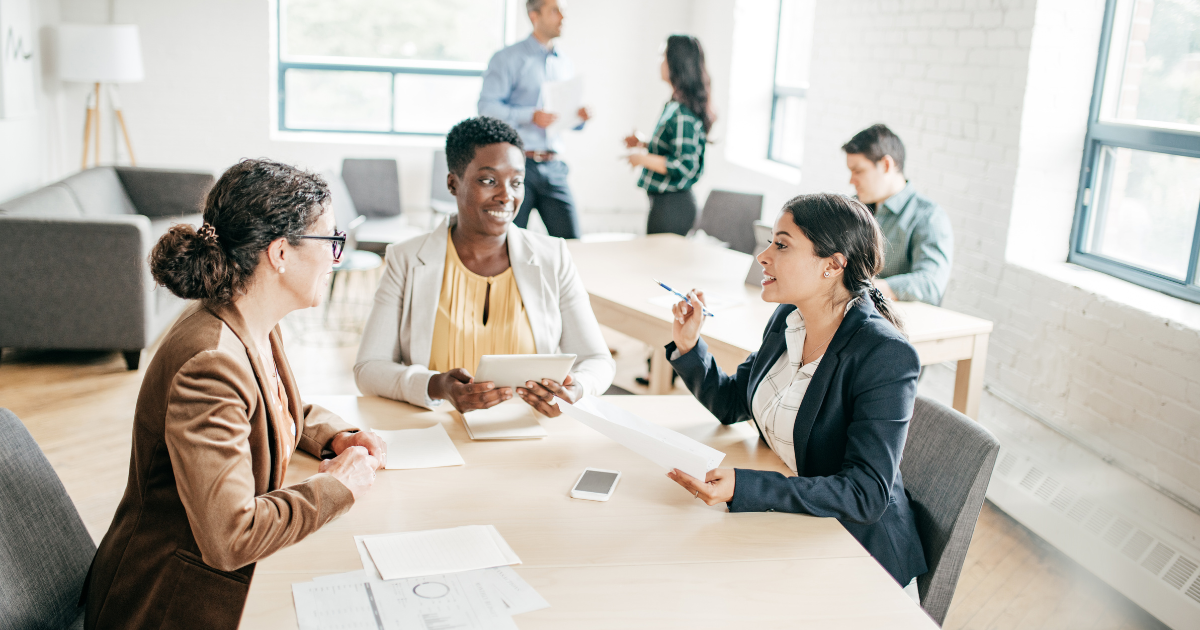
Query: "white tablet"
473 354 577 390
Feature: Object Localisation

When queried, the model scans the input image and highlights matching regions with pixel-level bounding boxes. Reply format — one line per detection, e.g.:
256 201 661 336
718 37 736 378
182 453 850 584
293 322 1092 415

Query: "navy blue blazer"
666 297 928 585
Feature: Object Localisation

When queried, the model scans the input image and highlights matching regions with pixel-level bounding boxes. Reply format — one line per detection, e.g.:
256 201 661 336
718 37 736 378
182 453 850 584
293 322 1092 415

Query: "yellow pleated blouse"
429 228 537 374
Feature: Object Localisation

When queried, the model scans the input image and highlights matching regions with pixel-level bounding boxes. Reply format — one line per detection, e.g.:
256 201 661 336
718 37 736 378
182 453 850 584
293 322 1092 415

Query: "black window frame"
274 0 508 137
1069 0 1200 304
767 0 809 168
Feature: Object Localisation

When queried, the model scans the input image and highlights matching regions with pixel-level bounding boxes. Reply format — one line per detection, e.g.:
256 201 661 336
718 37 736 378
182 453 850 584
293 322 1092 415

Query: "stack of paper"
460 400 547 440
292 526 547 630
558 397 726 480
371 424 464 470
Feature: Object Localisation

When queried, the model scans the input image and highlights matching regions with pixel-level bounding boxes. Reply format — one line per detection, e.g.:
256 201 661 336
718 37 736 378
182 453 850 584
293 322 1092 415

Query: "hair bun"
149 223 236 301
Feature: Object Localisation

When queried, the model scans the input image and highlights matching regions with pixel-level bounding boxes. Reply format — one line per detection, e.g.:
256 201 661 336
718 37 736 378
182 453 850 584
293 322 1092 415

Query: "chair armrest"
0 215 155 350
115 167 216 218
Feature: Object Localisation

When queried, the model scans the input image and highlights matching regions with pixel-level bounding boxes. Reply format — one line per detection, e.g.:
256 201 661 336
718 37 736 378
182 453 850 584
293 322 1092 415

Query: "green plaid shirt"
637 101 707 194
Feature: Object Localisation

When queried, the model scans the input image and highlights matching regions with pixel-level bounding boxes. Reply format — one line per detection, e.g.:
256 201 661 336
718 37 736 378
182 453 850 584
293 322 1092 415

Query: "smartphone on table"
570 468 621 502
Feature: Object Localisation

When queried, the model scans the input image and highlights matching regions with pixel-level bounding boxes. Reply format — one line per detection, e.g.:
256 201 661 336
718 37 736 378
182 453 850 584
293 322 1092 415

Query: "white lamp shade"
57 24 145 83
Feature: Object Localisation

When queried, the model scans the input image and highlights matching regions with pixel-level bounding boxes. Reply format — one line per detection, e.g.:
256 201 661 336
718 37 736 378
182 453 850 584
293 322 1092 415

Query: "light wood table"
241 395 937 629
567 235 993 418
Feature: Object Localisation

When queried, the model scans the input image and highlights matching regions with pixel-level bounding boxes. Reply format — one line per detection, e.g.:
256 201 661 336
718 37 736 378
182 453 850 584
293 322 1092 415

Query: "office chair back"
341 158 402 218
900 396 1000 625
0 408 96 630
693 190 764 254
430 150 457 217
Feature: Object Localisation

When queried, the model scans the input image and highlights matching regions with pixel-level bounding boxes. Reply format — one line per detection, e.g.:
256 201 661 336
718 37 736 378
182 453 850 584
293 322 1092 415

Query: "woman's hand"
667 467 736 506
623 130 645 149
319 446 380 501
625 153 668 174
330 430 387 469
428 368 512 412
671 289 707 356
516 374 583 417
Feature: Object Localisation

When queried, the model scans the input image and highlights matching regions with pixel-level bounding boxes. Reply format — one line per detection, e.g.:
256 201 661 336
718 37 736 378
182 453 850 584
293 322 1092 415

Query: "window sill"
724 154 802 186
268 128 446 148
1011 257 1200 331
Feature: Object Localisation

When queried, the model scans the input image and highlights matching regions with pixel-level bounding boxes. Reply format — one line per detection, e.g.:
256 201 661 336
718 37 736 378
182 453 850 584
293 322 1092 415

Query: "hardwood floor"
0 283 1172 629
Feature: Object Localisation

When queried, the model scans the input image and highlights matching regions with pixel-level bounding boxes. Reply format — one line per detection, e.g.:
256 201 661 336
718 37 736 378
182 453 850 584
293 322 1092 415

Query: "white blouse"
751 301 855 475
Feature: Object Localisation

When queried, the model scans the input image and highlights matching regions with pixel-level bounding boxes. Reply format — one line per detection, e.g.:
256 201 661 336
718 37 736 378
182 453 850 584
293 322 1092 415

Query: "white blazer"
354 216 615 408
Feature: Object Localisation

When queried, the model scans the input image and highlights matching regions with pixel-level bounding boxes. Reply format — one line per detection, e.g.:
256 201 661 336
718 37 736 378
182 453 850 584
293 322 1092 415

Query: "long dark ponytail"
782 193 904 334
665 34 715 133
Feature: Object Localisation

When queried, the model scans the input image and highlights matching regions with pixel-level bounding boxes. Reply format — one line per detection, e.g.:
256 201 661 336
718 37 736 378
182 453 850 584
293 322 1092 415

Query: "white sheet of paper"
361 525 521 581
483 565 551 615
558 397 726 480
293 571 518 630
371 424 464 470
542 76 584 137
461 400 547 440
647 292 743 313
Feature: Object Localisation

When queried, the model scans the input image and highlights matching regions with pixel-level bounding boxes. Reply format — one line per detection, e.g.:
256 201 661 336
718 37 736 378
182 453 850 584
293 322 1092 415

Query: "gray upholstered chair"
900 396 1001 625
693 190 764 254
0 408 96 630
0 167 215 370
341 158 401 218
325 168 425 256
429 149 457 227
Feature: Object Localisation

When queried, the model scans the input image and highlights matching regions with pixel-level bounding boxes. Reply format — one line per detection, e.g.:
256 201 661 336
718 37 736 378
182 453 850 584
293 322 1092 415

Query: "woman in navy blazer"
664 193 927 588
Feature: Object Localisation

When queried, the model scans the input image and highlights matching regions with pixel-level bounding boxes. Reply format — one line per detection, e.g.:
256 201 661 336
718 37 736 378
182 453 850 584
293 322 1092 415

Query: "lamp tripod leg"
115 110 136 166
81 101 94 170
93 83 102 167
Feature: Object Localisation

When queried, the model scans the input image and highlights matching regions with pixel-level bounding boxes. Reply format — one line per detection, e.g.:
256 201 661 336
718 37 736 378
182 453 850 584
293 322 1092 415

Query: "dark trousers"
646 189 698 236
516 158 580 239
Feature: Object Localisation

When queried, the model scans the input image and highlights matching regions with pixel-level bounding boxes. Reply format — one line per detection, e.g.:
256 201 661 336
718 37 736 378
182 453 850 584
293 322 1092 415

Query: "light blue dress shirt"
478 35 578 153
872 183 954 305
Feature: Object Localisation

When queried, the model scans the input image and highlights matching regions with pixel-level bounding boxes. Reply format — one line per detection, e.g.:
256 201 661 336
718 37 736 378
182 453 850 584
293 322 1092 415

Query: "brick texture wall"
797 0 1200 507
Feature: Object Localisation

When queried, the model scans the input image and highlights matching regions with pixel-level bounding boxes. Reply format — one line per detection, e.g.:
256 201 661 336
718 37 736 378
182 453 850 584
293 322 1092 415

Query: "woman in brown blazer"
83 159 387 630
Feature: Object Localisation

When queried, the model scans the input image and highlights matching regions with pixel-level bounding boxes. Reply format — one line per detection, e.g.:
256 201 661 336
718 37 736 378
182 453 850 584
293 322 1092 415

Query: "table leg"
649 348 675 395
952 333 989 419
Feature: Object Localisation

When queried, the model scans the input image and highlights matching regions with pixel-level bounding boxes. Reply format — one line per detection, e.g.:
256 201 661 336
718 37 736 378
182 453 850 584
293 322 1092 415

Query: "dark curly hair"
783 193 904 333
149 158 330 303
445 116 524 176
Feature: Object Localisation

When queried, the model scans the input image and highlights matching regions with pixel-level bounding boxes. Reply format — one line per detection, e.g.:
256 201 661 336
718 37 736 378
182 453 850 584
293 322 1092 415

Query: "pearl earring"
279 267 286 274
823 271 830 277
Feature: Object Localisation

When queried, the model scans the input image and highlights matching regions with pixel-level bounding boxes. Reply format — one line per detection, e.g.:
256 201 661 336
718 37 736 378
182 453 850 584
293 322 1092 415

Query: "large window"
1071 0 1200 302
767 0 815 167
276 0 513 136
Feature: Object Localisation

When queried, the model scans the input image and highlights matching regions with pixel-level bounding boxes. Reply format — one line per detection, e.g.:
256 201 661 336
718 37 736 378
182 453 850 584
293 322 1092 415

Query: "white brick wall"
795 0 1200 510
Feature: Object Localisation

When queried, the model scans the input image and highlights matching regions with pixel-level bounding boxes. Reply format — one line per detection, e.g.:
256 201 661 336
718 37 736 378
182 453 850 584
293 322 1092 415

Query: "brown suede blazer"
84 302 356 630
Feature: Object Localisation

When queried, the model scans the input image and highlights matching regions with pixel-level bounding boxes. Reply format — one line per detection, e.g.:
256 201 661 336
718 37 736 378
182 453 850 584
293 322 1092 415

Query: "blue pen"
653 279 715 317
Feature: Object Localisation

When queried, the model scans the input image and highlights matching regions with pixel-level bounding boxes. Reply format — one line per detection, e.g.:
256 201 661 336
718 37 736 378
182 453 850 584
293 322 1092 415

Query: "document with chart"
557 397 726 479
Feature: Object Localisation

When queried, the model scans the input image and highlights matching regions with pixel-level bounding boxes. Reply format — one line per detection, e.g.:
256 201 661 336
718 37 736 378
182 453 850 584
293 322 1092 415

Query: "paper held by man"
556 396 725 480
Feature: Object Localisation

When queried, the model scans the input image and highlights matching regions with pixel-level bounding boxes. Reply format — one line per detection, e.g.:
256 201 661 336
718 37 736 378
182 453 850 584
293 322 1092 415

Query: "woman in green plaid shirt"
625 35 714 236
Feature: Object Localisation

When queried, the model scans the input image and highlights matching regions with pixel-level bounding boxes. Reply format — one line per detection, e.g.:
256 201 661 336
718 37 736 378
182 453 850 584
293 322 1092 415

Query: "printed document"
371 424 464 470
293 570 518 630
558 397 726 480
360 525 521 581
542 76 584 137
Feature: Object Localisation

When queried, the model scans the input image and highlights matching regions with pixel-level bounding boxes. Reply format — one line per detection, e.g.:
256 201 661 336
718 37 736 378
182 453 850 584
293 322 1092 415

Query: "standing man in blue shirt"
478 0 590 239
843 124 954 306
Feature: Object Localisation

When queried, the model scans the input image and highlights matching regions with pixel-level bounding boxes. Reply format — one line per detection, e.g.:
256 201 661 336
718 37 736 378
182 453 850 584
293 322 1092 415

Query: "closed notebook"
459 400 547 440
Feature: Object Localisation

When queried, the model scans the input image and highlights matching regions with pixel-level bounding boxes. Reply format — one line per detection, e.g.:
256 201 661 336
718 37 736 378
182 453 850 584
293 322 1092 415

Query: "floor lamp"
57 24 144 169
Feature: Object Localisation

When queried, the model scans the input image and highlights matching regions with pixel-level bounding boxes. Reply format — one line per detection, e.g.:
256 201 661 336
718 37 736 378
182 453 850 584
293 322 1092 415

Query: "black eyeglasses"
299 230 347 262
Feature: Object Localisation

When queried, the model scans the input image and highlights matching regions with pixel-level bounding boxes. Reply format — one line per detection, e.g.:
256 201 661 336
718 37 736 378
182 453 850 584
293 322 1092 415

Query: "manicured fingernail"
485 383 494 390
542 379 550 385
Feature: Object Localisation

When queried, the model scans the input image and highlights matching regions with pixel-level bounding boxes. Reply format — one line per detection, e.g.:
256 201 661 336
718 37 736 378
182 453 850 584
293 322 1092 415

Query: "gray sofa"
0 167 215 370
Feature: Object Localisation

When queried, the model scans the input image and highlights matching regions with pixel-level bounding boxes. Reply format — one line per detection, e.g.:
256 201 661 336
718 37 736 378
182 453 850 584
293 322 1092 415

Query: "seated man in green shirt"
843 124 954 306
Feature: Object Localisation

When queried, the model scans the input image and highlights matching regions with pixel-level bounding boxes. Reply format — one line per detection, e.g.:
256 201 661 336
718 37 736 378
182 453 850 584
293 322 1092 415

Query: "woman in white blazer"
354 117 614 414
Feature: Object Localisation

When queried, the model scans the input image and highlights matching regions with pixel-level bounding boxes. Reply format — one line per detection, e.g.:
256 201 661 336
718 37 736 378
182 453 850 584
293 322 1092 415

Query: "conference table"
240 395 938 629
567 235 993 419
